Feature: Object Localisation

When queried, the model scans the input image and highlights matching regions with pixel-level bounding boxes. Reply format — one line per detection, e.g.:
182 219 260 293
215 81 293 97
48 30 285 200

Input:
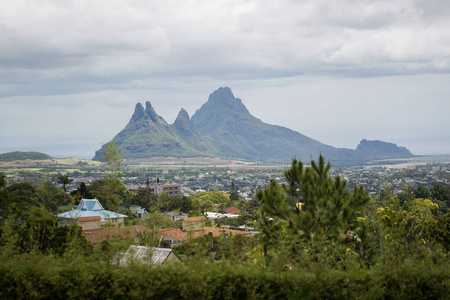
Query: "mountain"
93 102 213 161
191 87 355 163
355 139 413 160
93 87 414 164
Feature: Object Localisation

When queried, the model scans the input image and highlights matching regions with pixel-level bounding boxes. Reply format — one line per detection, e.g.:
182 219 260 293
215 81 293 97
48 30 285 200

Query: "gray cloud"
0 0 449 157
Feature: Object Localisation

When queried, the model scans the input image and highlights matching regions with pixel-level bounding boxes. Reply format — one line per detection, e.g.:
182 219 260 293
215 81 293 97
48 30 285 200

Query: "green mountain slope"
93 102 211 161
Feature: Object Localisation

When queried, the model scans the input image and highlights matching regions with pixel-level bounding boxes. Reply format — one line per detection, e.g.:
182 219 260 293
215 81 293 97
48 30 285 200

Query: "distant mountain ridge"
93 87 414 165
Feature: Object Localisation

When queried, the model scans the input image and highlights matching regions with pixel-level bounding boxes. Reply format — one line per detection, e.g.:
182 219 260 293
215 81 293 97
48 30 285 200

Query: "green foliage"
254 155 373 267
1 182 38 213
229 181 240 201
102 141 122 178
56 174 73 194
88 178 132 211
0 156 449 298
414 184 431 199
128 187 158 212
69 182 92 202
425 212 450 251
191 191 230 214
0 206 91 256
37 181 68 212
431 183 449 201
411 198 440 216
0 174 6 189
141 213 177 229
397 185 415 207
160 195 193 213
176 234 258 262
0 254 448 299
258 155 370 240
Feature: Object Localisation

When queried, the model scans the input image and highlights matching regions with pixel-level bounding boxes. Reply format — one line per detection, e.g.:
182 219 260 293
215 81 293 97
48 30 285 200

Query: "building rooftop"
119 245 177 266
58 198 128 222
182 216 207 222
82 225 152 244
156 226 251 241
77 216 101 222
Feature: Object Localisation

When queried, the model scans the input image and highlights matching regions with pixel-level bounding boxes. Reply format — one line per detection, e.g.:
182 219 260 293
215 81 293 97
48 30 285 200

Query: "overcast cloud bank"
1 0 449 158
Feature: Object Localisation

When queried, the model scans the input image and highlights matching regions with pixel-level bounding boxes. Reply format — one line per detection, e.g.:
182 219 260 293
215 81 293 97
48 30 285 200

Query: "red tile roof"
157 228 187 240
82 225 152 244
182 216 207 222
156 226 250 241
77 216 101 222
226 207 241 214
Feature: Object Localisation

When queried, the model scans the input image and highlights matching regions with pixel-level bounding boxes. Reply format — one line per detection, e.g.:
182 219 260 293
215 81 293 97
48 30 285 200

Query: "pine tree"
230 181 240 201
103 141 122 178
256 155 370 248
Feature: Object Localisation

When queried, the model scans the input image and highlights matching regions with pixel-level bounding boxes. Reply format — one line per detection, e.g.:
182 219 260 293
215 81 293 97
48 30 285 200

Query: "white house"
58 198 128 229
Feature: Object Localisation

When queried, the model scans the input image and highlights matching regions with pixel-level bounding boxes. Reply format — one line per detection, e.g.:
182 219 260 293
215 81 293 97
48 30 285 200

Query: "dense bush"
0 254 448 299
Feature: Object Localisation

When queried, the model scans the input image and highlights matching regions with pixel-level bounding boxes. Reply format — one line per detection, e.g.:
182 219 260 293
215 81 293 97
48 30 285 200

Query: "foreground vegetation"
0 253 448 299
0 155 449 299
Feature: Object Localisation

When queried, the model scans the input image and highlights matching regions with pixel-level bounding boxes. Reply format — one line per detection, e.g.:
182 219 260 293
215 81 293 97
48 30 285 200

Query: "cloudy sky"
1 0 449 158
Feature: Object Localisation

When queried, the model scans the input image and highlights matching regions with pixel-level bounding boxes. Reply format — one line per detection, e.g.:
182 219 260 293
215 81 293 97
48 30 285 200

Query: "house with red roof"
225 206 241 214
156 216 250 248
82 225 153 244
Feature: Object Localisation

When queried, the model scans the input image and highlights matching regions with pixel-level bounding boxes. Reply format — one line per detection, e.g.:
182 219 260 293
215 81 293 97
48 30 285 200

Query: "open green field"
370 155 450 168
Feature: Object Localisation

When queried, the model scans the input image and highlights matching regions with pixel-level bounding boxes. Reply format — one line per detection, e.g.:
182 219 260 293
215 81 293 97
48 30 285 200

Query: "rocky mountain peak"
203 87 249 114
145 101 163 124
173 108 198 136
131 102 146 121
175 108 190 121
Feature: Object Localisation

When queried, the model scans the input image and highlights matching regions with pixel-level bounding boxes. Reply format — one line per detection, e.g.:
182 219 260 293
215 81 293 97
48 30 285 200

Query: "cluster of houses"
57 198 250 264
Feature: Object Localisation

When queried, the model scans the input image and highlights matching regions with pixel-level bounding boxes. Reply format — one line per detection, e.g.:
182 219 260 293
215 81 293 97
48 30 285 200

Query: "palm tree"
57 174 73 202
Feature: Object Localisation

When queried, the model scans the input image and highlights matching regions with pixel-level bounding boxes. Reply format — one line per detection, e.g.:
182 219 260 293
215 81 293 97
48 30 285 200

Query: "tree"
397 185 415 208
1 206 91 256
129 187 158 212
0 174 6 189
414 185 431 199
255 155 371 261
57 174 73 202
70 182 92 202
259 155 370 240
37 181 67 212
0 174 7 211
230 181 240 201
142 212 177 229
103 141 122 178
2 182 38 212
88 178 132 211
425 212 450 251
430 183 449 202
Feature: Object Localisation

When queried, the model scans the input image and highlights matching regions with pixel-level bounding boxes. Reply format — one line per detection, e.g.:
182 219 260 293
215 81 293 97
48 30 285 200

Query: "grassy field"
370 155 450 168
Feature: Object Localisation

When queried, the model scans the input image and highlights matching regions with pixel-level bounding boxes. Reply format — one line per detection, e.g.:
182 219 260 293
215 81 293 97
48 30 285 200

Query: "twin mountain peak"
93 87 413 165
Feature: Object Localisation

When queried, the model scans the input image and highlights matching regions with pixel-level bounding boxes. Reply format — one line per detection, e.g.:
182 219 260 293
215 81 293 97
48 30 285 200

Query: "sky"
1 0 449 159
